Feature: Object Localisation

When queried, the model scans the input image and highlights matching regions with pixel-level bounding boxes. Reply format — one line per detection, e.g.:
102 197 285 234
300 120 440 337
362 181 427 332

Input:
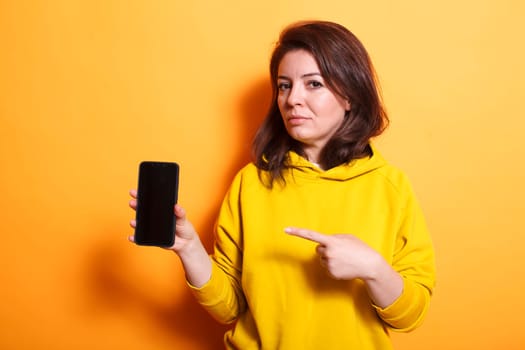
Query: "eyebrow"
277 72 322 80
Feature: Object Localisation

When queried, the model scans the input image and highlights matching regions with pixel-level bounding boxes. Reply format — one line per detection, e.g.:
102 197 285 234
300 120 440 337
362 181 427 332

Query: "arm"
183 172 247 324
362 252 404 309
167 204 212 288
187 179 247 324
375 187 435 331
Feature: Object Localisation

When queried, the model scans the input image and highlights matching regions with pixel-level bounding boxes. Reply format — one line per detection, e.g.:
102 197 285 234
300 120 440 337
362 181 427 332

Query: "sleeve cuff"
186 261 226 306
373 278 430 332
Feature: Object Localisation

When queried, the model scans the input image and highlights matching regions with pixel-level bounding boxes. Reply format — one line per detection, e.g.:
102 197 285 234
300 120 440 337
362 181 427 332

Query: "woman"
130 20 435 349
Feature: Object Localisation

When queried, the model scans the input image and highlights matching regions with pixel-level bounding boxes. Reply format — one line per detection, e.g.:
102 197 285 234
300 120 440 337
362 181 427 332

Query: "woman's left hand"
284 227 382 281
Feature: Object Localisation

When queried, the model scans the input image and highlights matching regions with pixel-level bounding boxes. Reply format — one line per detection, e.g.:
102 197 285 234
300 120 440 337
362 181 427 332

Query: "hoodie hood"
286 143 387 181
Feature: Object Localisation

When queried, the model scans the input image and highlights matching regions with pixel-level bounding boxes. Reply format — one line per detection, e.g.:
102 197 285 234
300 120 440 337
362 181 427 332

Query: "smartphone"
134 161 180 247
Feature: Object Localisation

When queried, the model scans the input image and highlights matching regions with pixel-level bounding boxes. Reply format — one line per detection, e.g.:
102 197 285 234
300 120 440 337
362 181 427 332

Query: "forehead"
277 49 320 77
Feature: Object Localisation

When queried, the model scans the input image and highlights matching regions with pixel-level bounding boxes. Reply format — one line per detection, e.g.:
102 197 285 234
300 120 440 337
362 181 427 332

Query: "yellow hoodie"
190 146 435 349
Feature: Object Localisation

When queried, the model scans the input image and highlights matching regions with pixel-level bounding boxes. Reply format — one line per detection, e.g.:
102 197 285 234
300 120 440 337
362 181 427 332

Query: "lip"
286 114 310 125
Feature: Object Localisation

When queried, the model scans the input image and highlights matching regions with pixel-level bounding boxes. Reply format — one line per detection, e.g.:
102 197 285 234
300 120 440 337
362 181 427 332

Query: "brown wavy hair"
252 20 389 187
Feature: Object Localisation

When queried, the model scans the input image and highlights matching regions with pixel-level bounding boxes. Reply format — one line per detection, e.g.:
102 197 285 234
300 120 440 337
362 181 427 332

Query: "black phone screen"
134 161 179 247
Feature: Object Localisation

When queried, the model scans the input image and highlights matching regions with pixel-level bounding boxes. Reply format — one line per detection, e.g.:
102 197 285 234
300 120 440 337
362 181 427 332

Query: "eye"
307 80 323 89
277 82 291 91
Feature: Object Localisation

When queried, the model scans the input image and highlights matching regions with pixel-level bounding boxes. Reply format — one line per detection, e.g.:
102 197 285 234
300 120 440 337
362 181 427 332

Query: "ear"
345 100 351 111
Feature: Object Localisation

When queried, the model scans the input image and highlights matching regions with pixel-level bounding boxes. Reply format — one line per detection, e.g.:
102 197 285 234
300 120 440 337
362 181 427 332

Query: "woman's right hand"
128 189 200 255
128 189 212 287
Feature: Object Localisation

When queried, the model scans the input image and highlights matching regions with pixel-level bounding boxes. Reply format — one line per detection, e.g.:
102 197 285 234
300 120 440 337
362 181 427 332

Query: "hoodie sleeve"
375 176 436 332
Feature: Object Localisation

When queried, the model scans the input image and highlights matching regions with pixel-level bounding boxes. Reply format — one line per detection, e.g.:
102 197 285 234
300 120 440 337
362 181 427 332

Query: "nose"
286 84 304 106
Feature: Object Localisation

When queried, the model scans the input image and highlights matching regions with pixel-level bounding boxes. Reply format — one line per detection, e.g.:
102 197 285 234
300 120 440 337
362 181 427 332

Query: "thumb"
174 204 189 223
173 204 196 235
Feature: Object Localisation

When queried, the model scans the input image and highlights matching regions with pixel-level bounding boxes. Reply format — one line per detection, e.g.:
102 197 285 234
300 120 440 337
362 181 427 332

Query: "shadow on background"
85 236 229 349
226 76 272 185
84 77 271 349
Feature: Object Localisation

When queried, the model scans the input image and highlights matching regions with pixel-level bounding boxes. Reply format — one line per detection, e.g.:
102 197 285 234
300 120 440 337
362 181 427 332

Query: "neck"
302 146 323 169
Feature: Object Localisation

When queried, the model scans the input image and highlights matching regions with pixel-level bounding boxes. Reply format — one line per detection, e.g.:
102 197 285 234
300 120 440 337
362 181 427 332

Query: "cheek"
277 97 286 114
329 95 349 115
313 96 345 116
277 94 285 106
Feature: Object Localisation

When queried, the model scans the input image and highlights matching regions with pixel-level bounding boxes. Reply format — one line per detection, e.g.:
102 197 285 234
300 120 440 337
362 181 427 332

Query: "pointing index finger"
285 227 331 245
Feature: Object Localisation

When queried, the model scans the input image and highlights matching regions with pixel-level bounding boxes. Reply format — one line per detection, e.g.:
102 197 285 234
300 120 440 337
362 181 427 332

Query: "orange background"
1 1 524 349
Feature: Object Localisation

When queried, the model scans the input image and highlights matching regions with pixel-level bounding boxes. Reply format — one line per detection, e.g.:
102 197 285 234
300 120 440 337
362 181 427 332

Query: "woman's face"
276 49 350 162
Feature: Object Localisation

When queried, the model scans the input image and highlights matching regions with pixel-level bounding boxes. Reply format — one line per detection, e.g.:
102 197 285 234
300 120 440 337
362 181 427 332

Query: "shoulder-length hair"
252 20 389 187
